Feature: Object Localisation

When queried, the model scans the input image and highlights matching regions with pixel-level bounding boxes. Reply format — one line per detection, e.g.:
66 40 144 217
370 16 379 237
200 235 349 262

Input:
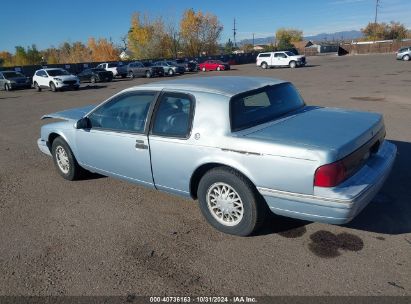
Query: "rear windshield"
47 69 70 76
230 82 305 132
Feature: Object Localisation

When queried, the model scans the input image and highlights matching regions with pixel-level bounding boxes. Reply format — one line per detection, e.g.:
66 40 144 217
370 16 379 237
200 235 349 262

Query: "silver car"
37 76 396 236
396 46 411 61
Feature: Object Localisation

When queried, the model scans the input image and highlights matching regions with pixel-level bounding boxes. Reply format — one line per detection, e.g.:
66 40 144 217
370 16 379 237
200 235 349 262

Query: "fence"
340 41 410 55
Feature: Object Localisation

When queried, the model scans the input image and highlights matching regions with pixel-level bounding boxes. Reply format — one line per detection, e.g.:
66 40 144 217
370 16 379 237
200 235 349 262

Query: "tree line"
0 10 410 67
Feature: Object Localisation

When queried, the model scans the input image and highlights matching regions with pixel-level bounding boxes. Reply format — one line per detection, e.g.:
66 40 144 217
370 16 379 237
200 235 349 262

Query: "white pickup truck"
96 62 128 78
256 51 306 69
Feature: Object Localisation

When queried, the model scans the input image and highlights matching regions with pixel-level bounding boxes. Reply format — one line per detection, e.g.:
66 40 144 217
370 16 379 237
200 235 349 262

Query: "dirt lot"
0 53 410 296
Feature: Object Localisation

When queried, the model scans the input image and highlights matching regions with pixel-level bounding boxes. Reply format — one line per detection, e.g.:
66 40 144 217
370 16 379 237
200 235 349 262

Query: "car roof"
38 68 66 72
130 76 286 97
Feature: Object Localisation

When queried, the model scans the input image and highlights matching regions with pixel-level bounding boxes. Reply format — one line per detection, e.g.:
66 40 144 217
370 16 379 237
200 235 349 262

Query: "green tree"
275 28 303 50
14 46 28 66
26 44 42 64
224 39 234 54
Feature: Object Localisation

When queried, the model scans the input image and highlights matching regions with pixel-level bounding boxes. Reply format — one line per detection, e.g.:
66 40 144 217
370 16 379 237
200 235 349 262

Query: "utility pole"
233 18 237 48
252 33 255 47
373 0 380 42
374 0 380 24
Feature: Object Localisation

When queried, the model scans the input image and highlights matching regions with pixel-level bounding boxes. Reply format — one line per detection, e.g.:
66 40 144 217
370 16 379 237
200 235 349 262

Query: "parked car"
33 68 80 92
256 51 306 69
77 68 113 83
153 61 185 76
396 46 411 61
96 62 128 78
127 61 164 78
38 76 396 236
174 59 198 72
199 60 230 72
0 70 31 91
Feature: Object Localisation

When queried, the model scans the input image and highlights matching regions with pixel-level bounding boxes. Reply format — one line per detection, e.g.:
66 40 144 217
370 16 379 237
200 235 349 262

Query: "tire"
261 62 268 69
145 70 152 78
73 85 79 91
202 67 206 72
5 83 11 91
128 71 134 79
91 76 96 83
197 167 267 236
403 55 410 61
50 82 57 92
168 69 174 76
289 61 297 68
34 82 41 92
51 137 84 181
217 66 221 71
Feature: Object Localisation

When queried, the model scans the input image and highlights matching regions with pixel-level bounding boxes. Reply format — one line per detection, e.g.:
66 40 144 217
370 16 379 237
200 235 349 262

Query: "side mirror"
74 117 91 129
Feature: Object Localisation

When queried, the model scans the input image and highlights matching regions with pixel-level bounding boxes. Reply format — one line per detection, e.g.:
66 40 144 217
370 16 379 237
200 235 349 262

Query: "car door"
78 69 89 82
139 62 147 76
37 70 49 87
148 92 195 195
75 91 158 187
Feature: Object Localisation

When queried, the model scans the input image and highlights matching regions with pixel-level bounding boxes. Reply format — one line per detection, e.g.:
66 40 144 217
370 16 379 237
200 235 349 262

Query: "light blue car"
38 76 396 236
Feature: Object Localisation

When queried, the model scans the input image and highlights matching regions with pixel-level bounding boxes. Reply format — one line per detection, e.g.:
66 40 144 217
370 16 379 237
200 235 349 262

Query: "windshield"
47 69 70 76
285 51 295 56
3 71 24 78
166 61 176 66
230 83 305 132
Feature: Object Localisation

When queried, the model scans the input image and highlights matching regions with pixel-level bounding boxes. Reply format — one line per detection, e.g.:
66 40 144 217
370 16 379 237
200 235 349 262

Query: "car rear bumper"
258 140 396 224
37 138 51 156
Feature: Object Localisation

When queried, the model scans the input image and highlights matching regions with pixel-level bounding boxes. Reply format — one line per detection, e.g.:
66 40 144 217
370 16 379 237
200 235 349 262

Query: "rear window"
230 83 305 132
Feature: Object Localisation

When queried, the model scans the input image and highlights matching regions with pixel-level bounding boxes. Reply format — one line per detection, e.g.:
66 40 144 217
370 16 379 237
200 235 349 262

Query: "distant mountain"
239 30 363 45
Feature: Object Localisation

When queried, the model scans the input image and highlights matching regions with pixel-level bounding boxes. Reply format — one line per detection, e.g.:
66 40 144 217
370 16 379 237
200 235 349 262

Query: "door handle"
135 139 148 150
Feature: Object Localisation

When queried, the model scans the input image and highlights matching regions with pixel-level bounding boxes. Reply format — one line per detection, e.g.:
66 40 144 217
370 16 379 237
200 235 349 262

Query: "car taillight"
314 160 346 187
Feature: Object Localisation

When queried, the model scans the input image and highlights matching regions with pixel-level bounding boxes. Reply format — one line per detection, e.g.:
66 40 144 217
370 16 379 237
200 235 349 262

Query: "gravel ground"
0 53 410 296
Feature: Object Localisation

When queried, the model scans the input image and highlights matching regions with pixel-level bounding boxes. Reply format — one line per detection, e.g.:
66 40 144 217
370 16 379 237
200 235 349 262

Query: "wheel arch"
47 132 71 152
189 162 258 200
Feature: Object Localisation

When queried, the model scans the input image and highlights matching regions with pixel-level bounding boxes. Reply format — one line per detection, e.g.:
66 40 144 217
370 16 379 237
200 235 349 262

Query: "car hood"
41 104 96 121
52 75 78 80
241 106 384 160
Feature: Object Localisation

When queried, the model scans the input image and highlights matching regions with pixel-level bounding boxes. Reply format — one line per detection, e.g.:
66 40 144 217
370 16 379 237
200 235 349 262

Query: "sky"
0 0 410 52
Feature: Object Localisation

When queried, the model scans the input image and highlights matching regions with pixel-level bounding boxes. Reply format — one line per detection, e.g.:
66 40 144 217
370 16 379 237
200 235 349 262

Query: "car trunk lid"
242 107 384 161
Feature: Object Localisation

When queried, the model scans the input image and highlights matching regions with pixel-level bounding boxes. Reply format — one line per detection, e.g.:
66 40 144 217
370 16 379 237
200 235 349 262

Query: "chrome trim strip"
257 187 353 205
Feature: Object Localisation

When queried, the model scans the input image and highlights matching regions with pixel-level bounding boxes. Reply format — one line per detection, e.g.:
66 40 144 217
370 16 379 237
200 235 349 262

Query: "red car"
199 60 230 72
